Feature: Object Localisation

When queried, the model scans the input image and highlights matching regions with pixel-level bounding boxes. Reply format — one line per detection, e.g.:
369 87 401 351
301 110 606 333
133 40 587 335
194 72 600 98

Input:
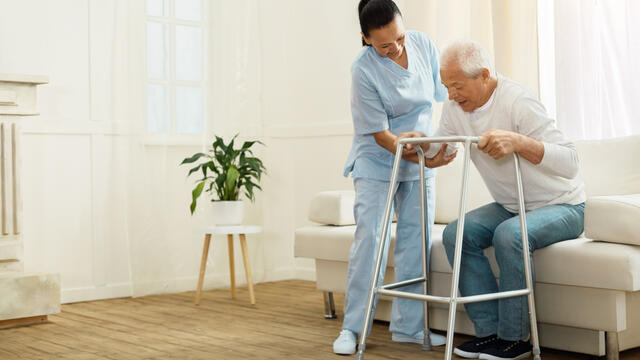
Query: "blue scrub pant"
342 177 435 337
442 202 584 340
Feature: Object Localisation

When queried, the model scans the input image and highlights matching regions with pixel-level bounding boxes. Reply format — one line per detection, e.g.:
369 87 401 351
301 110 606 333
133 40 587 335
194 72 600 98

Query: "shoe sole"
333 345 356 356
333 349 356 356
478 351 531 360
453 347 480 358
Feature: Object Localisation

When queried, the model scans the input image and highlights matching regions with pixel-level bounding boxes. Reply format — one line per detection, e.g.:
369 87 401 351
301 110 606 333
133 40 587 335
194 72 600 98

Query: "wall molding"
265 122 353 139
21 121 128 135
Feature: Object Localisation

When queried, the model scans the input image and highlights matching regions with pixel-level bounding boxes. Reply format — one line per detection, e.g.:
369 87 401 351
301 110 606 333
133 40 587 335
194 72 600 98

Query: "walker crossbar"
355 136 541 360
380 277 426 290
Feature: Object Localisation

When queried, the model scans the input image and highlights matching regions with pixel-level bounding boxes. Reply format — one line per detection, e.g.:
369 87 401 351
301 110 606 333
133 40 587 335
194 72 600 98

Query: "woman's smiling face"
362 15 406 60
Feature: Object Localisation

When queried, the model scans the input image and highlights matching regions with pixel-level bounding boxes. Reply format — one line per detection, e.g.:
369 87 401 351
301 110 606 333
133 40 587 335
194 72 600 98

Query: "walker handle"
398 135 482 145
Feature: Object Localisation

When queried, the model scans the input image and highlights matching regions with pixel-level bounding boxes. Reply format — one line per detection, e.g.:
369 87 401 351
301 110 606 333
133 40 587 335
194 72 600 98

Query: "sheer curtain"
539 0 640 140
403 0 540 123
103 0 264 297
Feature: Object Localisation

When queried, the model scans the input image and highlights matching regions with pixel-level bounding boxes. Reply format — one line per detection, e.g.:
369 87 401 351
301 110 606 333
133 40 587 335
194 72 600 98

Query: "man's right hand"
425 143 457 168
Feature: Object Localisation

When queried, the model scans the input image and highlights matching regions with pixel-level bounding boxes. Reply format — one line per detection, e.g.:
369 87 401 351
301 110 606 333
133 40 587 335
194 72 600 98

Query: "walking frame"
355 136 542 360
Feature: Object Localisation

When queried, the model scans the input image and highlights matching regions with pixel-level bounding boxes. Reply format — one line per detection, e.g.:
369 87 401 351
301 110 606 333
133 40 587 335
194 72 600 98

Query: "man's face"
362 15 406 60
440 63 491 112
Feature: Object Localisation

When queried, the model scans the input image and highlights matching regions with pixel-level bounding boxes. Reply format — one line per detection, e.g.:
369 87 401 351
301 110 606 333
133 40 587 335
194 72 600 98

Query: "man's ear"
481 68 491 81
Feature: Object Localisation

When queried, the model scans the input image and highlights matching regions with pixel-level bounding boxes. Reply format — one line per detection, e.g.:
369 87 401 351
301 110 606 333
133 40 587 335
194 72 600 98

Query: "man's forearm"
516 134 544 165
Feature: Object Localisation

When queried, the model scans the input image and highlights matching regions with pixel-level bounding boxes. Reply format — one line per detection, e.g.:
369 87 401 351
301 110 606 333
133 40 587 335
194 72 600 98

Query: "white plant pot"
211 200 244 225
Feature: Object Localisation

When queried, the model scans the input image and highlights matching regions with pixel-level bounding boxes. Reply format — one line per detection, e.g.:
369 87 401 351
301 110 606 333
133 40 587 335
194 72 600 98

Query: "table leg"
227 234 236 299
195 233 212 305
239 234 255 305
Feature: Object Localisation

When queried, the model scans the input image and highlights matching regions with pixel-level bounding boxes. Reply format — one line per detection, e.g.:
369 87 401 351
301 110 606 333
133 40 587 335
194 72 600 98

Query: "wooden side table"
195 225 262 305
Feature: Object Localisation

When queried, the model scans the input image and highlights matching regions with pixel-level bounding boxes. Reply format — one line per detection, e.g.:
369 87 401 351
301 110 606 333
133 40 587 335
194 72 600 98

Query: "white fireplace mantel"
0 73 49 116
0 73 60 328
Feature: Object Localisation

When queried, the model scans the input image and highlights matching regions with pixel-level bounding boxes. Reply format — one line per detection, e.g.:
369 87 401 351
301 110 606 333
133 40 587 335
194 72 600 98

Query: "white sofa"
295 135 640 359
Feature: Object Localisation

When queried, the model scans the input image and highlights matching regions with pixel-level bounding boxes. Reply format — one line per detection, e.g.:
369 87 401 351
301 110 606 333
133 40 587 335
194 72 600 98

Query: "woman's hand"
394 131 430 156
425 143 457 168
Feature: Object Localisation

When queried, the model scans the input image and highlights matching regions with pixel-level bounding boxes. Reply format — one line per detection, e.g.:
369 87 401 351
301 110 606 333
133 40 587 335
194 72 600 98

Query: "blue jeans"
442 202 585 341
342 177 435 337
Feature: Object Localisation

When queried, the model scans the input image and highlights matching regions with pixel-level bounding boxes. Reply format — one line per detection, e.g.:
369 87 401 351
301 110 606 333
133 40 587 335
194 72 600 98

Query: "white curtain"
102 0 265 297
402 0 540 126
540 0 640 140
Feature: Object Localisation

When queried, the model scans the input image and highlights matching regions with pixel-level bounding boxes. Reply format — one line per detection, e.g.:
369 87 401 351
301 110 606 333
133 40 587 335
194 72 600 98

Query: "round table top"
201 225 262 235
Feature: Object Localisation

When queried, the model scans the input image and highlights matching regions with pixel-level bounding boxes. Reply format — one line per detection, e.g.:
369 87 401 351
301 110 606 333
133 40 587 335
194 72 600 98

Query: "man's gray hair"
440 40 494 78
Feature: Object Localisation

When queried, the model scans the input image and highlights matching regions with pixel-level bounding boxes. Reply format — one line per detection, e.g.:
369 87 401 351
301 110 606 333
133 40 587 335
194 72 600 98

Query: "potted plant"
181 135 266 224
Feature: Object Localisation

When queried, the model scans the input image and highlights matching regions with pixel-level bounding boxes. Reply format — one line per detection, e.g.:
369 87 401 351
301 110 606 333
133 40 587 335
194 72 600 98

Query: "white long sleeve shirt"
426 75 586 212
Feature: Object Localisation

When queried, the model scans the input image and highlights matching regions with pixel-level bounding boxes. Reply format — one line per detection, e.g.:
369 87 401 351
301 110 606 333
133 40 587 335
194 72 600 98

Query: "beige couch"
295 135 640 359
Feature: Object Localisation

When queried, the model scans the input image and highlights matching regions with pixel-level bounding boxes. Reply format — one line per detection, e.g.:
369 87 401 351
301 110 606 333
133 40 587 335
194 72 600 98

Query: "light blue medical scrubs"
342 30 447 337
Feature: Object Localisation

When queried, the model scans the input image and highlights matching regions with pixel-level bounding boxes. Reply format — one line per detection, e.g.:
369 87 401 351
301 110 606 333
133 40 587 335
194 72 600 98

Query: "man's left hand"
478 129 521 160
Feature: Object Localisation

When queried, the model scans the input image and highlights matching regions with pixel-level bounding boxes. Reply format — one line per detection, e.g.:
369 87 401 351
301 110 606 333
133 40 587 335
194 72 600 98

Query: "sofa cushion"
434 147 494 224
585 194 640 245
308 191 355 225
295 223 640 291
575 135 640 197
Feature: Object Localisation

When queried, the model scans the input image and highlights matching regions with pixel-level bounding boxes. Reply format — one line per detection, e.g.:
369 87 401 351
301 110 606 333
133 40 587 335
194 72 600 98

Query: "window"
145 0 205 134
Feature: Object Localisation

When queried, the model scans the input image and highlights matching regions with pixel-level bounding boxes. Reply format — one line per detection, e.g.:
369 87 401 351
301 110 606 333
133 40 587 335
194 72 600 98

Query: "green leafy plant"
181 135 266 214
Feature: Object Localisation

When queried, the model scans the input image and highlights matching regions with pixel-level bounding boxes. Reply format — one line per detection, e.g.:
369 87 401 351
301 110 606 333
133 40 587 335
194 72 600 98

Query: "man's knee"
442 221 458 254
493 222 522 254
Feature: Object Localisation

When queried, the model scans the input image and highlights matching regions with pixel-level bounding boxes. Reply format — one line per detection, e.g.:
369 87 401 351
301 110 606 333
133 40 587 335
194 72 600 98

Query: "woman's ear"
361 32 371 45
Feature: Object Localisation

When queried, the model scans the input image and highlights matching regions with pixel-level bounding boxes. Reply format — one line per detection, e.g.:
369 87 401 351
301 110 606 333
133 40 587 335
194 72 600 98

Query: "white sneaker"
333 329 357 355
392 331 447 347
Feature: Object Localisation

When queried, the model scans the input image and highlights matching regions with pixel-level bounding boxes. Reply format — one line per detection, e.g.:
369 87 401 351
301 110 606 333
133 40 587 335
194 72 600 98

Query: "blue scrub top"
343 30 447 182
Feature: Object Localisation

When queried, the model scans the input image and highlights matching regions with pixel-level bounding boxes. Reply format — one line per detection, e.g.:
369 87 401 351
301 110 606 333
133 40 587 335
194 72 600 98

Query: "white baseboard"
60 268 306 303
62 282 133 304
294 267 316 281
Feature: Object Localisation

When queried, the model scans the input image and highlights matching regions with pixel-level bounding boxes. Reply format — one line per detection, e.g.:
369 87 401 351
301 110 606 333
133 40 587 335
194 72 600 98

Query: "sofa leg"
605 331 619 360
323 291 337 319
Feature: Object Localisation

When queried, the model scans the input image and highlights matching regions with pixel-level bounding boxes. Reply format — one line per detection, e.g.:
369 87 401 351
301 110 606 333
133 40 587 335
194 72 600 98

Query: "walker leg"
417 148 432 351
444 139 474 360
355 142 405 360
513 154 542 359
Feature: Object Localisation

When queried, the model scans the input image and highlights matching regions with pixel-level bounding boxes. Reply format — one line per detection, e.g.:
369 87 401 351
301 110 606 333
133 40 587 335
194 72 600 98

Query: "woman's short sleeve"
351 66 389 135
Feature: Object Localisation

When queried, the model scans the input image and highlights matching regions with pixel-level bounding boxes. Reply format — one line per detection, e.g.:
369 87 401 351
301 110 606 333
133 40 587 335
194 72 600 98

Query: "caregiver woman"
334 0 456 355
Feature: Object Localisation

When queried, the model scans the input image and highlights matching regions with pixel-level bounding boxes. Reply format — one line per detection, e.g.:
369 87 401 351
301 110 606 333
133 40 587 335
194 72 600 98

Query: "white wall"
0 0 361 303
0 0 539 303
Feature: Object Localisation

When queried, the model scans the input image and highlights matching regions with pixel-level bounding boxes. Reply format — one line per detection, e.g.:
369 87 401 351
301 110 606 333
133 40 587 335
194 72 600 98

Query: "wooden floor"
1 280 639 359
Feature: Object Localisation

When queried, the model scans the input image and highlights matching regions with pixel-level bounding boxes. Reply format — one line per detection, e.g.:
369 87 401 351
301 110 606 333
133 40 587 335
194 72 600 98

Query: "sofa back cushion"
585 194 640 245
433 135 640 223
308 191 355 225
575 134 640 197
433 148 494 224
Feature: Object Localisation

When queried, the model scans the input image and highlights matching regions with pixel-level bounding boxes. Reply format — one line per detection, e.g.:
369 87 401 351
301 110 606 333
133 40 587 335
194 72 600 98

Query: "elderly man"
420 41 586 360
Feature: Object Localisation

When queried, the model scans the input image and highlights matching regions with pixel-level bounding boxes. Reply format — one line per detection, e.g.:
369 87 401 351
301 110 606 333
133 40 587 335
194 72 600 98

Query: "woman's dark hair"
358 0 402 46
